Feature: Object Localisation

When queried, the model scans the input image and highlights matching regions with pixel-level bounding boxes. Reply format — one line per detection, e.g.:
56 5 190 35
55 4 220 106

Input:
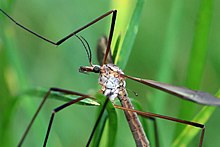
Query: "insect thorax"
98 64 126 102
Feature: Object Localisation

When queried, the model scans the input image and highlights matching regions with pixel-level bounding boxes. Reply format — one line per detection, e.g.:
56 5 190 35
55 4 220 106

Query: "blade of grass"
0 6 59 146
179 0 213 119
0 4 32 145
20 88 100 106
2 23 43 147
176 0 214 144
92 1 145 145
91 106 108 147
112 35 121 63
105 99 118 147
153 0 185 113
91 94 117 147
151 0 185 146
114 0 145 69
172 91 220 146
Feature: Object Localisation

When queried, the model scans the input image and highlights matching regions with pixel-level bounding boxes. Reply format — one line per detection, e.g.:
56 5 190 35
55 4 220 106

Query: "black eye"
93 66 100 73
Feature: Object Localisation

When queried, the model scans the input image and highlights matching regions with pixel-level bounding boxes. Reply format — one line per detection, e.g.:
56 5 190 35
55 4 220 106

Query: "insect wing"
124 74 220 106
97 36 113 64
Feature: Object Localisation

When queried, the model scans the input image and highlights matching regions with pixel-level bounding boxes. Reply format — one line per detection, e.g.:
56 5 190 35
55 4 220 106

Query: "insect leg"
18 88 95 147
0 8 117 47
86 98 109 147
114 104 205 147
43 95 90 147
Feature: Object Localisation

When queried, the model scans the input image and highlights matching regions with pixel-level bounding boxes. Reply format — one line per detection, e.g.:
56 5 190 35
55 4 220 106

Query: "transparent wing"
124 74 220 106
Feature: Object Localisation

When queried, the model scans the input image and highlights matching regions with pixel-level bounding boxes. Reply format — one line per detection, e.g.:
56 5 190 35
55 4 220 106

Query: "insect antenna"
80 35 92 65
75 35 92 66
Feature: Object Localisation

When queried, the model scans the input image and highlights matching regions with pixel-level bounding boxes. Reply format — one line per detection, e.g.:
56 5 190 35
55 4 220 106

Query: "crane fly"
1 8 220 147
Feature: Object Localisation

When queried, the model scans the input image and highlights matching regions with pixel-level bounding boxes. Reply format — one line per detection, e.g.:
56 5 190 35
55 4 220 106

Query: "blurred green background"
1 0 220 146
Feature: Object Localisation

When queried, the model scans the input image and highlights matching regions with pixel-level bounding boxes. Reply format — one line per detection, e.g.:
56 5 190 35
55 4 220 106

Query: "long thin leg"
18 88 95 147
86 98 109 147
43 95 89 147
0 9 117 46
102 10 117 65
86 98 160 147
114 105 205 147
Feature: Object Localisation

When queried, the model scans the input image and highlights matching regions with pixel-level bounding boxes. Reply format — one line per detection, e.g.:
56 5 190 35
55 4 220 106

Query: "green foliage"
174 1 218 146
114 0 144 68
21 88 100 106
1 0 220 147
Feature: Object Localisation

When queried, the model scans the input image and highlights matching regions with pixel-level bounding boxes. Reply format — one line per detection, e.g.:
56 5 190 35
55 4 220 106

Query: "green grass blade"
175 0 214 145
150 0 185 145
91 94 117 147
91 1 145 146
112 35 121 63
153 0 185 112
186 0 213 89
91 108 108 147
20 88 100 106
0 4 30 146
179 0 214 120
114 0 145 69
172 91 220 146
106 99 118 147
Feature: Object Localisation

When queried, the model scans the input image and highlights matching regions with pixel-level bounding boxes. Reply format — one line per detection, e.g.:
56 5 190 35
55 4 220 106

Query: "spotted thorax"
99 64 126 102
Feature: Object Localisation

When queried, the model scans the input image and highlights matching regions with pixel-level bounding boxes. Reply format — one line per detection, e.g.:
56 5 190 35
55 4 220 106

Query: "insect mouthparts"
79 66 86 73
79 66 94 73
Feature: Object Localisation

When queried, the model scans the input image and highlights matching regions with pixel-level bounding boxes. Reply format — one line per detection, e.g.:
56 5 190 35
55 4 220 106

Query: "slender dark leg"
102 10 117 65
86 98 109 147
43 95 88 147
17 88 95 147
114 105 205 147
86 99 160 147
0 8 117 47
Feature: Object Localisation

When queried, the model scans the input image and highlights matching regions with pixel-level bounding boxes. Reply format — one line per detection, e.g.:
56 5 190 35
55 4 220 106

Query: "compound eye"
93 66 100 73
